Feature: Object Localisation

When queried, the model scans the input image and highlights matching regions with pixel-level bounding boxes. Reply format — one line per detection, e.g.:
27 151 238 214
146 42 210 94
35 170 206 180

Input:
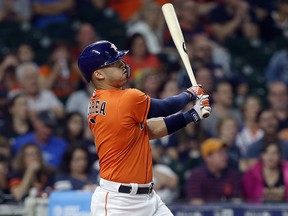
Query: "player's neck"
94 81 120 90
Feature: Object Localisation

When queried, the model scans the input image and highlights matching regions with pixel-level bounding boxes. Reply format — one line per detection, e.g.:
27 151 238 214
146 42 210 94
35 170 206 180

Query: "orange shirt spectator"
122 33 161 81
39 42 81 103
108 0 141 22
108 0 169 22
39 64 80 100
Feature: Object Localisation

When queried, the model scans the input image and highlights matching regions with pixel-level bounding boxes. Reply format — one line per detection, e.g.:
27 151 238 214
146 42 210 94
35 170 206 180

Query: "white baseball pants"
91 178 173 216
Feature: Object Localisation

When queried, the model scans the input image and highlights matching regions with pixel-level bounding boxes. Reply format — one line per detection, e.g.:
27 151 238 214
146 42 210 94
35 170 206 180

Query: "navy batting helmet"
78 40 129 82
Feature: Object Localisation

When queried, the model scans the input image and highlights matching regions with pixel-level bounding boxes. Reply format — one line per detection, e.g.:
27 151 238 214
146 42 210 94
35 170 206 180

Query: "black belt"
118 183 154 194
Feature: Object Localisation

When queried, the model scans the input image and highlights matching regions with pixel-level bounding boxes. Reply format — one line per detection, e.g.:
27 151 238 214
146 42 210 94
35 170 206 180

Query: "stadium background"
0 0 288 215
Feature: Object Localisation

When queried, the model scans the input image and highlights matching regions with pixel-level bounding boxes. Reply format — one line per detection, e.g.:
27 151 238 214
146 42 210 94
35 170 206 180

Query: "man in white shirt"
13 62 64 119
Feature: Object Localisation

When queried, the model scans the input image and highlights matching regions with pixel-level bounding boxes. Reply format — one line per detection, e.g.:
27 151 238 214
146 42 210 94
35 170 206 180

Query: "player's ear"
94 69 105 80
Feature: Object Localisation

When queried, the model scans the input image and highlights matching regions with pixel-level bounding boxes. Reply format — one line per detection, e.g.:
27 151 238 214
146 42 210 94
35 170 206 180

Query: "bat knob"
201 109 210 119
203 113 210 118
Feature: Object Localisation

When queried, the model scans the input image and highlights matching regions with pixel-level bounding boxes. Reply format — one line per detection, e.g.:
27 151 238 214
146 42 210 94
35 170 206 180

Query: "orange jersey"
88 88 152 184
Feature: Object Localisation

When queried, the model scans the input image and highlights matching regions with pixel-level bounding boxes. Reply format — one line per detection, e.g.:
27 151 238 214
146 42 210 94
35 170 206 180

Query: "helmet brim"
103 50 129 67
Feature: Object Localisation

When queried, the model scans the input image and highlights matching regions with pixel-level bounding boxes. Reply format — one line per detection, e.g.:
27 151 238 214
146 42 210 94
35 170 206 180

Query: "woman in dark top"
0 93 33 142
55 145 99 191
62 112 85 146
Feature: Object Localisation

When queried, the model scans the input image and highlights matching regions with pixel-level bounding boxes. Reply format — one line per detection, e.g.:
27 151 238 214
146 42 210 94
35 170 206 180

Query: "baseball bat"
161 3 210 118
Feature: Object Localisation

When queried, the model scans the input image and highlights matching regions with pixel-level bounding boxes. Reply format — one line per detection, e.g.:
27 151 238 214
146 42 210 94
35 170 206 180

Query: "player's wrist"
185 109 201 123
164 113 188 134
185 90 196 101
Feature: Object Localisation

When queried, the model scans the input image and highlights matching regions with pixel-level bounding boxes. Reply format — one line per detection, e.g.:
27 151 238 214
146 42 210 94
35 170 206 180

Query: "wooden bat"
161 3 210 118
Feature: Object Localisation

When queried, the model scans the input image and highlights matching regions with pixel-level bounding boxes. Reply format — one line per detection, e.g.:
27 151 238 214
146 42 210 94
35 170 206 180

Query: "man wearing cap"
12 110 67 167
186 138 242 204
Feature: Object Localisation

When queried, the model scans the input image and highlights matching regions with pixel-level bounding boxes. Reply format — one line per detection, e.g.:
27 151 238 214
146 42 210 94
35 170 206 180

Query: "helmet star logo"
110 43 117 51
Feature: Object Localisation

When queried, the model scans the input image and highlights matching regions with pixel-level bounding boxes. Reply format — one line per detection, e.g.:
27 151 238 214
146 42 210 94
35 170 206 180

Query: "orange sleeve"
120 89 150 123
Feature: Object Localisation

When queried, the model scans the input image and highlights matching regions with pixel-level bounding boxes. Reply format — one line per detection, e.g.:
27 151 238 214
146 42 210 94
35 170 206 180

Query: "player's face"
102 60 130 88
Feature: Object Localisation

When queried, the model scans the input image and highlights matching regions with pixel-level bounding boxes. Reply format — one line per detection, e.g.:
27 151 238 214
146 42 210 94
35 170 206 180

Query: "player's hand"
185 85 205 101
188 95 211 122
198 94 211 117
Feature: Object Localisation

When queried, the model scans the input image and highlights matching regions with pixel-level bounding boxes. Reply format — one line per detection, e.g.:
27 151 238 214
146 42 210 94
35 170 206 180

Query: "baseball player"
77 40 211 216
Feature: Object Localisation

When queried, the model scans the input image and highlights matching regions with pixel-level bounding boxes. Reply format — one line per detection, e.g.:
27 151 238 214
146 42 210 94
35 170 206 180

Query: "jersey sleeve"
120 89 150 123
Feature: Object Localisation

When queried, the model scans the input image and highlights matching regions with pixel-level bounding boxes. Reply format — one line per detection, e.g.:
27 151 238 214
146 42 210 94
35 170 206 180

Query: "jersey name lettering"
88 100 106 116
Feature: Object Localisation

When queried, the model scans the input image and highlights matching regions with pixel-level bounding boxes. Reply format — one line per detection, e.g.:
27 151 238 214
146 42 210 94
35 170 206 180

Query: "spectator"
163 1 204 49
12 110 68 167
13 62 64 119
61 112 84 146
134 68 163 98
243 141 288 203
61 111 96 161
0 136 11 160
150 79 202 200
70 23 98 63
191 0 218 18
107 0 167 23
16 43 35 64
236 95 263 156
208 0 259 43
192 35 232 78
251 0 283 41
107 0 142 22
186 138 242 204
0 54 24 135
195 67 215 96
0 83 8 128
245 108 288 169
274 0 288 33
9 143 55 201
0 53 20 92
0 93 33 143
178 66 215 98
122 33 162 82
265 48 288 85
153 160 179 205
127 1 163 54
201 80 242 136
77 0 126 48
151 78 181 163
263 0 288 40
54 145 98 191
0 0 31 23
0 154 9 195
31 0 75 29
65 86 90 120
38 42 81 103
174 118 207 198
267 81 288 131
216 116 241 169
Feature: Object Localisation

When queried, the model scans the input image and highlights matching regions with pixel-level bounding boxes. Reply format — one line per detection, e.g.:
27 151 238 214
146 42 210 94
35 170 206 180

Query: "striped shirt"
186 165 242 202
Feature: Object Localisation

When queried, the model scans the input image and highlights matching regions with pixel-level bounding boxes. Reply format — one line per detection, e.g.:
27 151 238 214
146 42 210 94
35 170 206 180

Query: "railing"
1 191 288 216
169 203 288 216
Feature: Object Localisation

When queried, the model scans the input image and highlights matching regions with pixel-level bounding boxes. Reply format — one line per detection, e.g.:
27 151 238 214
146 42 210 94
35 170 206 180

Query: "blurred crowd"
0 0 288 206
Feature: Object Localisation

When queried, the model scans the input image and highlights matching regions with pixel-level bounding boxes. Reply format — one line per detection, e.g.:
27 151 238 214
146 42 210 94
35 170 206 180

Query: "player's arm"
147 95 210 139
148 85 204 118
